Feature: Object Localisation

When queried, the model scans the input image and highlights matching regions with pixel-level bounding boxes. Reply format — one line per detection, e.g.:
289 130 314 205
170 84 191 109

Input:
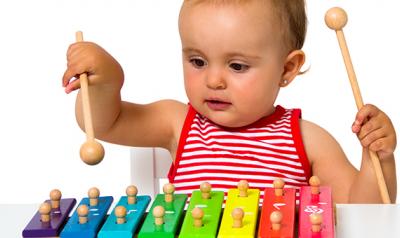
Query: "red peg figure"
273 178 285 197
310 213 323 233
192 207 204 228
88 187 100 206
309 176 320 195
77 204 89 224
126 185 138 205
153 206 165 226
163 183 175 203
50 189 62 209
270 210 283 231
238 180 249 197
39 202 51 223
115 206 127 224
75 31 105 166
200 182 212 199
232 207 244 228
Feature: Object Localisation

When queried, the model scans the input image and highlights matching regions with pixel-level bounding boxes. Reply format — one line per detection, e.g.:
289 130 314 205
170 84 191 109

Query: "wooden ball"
88 187 100 198
273 178 285 189
270 210 283 224
325 7 348 30
80 140 105 165
77 204 89 216
309 176 321 186
191 207 204 219
163 183 175 194
115 206 127 218
126 185 138 196
231 207 244 220
153 206 165 218
200 182 211 193
238 180 249 190
50 189 62 201
310 213 323 232
39 202 51 215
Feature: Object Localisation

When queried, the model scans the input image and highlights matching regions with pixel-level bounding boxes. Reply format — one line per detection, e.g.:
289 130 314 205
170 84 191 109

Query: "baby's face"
179 1 289 127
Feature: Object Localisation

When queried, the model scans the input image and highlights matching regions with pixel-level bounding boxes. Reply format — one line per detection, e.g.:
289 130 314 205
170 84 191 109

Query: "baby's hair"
271 0 307 51
181 0 308 52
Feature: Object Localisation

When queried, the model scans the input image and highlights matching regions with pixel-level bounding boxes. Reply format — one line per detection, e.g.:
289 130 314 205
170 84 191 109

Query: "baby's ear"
280 50 305 87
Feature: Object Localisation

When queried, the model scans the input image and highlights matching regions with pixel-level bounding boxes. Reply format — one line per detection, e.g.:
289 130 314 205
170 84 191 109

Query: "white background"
0 0 399 204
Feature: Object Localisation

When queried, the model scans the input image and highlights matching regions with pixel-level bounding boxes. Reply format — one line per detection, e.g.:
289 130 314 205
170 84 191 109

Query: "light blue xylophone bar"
98 195 151 238
60 196 113 238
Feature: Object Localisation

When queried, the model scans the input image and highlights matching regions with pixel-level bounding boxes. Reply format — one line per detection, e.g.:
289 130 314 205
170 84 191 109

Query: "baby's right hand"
62 42 124 94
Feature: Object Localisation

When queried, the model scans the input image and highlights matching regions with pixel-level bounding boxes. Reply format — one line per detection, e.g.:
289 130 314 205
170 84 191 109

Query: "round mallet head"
325 7 348 30
80 140 105 165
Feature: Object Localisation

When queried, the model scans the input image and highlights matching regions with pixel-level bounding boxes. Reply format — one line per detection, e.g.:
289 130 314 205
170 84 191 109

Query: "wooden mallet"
325 7 390 204
75 31 105 165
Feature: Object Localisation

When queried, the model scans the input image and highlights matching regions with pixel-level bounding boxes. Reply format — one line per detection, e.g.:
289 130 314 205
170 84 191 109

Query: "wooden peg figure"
310 213 323 233
238 180 249 197
232 207 244 228
115 206 127 224
88 187 100 206
273 178 285 197
192 207 204 228
39 202 51 223
163 183 175 203
200 182 211 199
270 210 283 231
309 176 321 195
153 206 165 226
50 189 62 209
77 204 89 224
126 185 138 205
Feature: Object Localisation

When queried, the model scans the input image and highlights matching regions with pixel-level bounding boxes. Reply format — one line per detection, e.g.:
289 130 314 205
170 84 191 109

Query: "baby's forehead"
180 0 306 51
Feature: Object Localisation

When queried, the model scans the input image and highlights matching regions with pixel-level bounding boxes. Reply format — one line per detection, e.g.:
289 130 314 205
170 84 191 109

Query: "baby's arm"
350 104 397 202
62 42 187 151
301 107 397 203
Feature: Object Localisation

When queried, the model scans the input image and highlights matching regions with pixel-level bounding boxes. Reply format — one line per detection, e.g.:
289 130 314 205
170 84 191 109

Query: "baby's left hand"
352 104 397 160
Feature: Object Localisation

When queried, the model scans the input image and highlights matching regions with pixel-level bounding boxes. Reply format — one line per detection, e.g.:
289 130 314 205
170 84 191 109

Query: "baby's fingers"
359 126 385 148
64 77 81 94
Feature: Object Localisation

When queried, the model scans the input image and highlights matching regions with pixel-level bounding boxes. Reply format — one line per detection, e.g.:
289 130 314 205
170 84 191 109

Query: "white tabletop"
1 203 399 238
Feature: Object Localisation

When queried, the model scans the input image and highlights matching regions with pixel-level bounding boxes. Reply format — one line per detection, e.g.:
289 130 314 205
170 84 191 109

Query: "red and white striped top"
168 105 311 203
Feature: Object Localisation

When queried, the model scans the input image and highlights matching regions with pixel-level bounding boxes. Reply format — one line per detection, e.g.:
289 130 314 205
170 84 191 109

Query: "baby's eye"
229 63 249 72
190 58 206 68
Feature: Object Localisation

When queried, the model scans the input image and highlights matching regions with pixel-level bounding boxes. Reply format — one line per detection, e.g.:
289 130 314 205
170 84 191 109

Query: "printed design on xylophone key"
22 177 335 238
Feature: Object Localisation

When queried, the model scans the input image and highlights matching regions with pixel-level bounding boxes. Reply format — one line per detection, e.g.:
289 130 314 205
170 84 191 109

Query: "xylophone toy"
22 177 335 238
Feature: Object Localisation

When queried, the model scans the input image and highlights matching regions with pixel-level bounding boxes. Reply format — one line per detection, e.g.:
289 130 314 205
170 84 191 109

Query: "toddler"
63 0 397 203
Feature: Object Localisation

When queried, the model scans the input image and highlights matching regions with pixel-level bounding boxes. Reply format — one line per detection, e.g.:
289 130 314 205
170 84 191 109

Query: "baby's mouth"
205 99 232 110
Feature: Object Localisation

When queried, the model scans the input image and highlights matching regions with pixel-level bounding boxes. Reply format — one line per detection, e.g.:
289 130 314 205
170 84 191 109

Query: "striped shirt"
168 105 311 204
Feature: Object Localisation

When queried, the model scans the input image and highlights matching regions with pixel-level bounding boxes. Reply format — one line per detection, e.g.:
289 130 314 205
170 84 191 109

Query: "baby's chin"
202 111 256 129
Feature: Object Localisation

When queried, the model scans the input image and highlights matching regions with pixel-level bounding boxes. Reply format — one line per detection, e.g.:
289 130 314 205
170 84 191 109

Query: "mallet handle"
335 28 391 204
